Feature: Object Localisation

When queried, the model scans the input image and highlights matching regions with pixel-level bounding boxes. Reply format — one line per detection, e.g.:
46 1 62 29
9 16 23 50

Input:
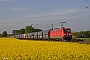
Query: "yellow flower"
0 38 90 60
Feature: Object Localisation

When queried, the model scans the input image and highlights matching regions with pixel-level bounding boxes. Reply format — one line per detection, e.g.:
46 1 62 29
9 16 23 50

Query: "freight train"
15 27 72 41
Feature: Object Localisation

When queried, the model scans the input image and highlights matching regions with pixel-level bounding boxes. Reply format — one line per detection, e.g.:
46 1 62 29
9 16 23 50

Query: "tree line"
0 26 42 37
72 30 90 39
0 26 90 39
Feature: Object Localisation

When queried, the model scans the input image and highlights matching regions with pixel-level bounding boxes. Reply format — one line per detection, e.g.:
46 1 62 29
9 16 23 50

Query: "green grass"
77 38 90 41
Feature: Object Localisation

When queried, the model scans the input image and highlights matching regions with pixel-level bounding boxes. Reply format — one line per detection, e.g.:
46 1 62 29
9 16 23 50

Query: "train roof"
61 27 71 30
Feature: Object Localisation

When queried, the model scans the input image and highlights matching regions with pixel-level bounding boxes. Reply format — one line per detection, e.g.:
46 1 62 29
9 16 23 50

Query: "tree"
16 30 19 34
0 34 1 37
12 26 42 34
72 31 90 38
25 26 42 33
12 30 17 35
85 31 90 38
12 30 19 35
19 28 25 34
12 30 15 35
25 26 34 33
1 31 7 37
33 28 42 32
72 32 77 39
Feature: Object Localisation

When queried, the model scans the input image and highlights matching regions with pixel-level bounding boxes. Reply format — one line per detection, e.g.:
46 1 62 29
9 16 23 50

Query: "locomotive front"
63 28 72 41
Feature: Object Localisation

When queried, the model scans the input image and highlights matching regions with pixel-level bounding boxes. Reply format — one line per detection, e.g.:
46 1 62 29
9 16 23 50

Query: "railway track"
71 39 90 44
78 41 90 44
17 38 90 44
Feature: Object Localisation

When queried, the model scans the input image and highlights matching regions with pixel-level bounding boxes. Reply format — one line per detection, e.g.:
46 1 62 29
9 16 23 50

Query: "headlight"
64 34 66 35
69 34 71 35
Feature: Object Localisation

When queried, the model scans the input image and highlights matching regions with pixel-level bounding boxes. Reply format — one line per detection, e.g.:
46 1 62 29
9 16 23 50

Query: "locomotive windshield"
64 30 71 32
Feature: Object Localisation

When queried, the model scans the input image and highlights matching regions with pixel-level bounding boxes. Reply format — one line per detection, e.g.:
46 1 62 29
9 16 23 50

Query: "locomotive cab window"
64 30 71 32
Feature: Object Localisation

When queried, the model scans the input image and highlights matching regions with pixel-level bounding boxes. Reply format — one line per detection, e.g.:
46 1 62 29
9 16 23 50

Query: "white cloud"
24 9 77 19
12 8 27 11
0 0 13 1
49 9 77 16
25 15 44 18
0 18 22 24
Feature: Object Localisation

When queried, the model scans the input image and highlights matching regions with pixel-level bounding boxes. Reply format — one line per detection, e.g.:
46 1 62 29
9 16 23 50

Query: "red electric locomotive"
15 22 72 41
50 27 72 41
16 27 72 41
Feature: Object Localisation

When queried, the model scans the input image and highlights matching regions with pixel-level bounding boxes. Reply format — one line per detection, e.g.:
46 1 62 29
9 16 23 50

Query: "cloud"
25 15 44 18
24 9 77 19
12 8 27 11
0 0 13 1
0 18 22 24
49 9 77 16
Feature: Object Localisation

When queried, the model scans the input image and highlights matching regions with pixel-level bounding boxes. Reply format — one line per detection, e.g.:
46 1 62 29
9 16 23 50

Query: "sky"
0 0 90 34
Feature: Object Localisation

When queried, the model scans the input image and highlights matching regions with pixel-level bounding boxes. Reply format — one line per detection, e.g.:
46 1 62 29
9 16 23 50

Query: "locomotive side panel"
50 30 56 38
50 29 62 39
50 28 72 41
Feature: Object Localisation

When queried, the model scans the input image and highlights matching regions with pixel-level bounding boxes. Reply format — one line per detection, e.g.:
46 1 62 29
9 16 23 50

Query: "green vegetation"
25 26 42 34
0 26 42 38
12 26 42 35
72 31 90 41
0 31 7 38
0 25 90 39
77 38 90 41
72 31 90 38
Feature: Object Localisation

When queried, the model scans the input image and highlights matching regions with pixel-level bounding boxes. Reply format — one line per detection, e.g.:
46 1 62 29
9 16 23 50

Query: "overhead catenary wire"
30 7 90 29
66 6 90 24
66 14 90 24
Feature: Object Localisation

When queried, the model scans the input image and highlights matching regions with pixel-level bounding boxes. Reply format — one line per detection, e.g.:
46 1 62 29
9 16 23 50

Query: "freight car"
16 27 72 41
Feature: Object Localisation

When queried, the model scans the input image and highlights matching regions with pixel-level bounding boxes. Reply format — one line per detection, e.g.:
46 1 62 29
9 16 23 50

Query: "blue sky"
0 0 90 33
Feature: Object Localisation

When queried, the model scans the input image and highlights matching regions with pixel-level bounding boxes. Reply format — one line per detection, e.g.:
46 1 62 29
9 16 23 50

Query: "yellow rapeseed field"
0 38 90 60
